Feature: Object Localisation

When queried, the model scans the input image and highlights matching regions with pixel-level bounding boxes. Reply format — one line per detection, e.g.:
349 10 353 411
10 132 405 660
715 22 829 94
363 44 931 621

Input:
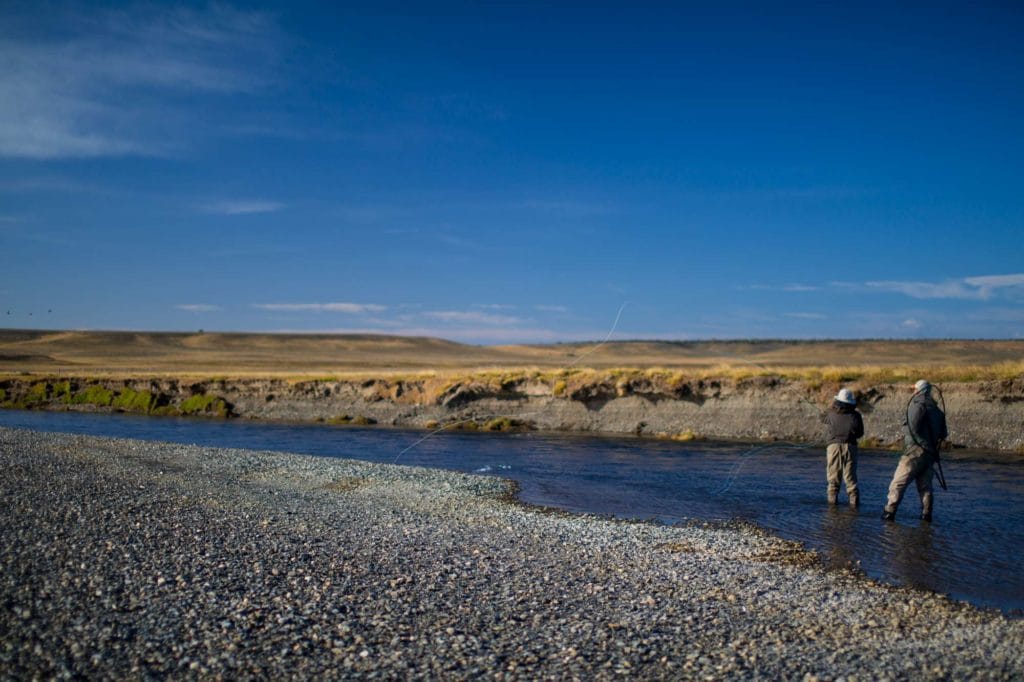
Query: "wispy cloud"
423 310 523 325
535 305 569 313
435 233 481 251
0 176 106 193
471 303 517 310
334 205 414 224
202 200 284 215
864 280 977 299
784 312 826 319
515 199 612 217
253 303 386 314
175 304 220 313
0 4 280 159
0 222 73 246
272 326 572 344
741 283 821 292
863 273 1024 300
720 186 865 201
261 305 577 340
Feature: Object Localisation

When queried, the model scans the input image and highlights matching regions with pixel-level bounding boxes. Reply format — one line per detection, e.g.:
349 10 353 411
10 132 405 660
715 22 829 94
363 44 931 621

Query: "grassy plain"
0 329 1021 382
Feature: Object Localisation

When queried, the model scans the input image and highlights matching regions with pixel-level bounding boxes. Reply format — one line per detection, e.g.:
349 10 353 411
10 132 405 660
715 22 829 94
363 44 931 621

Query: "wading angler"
824 388 864 507
882 380 948 522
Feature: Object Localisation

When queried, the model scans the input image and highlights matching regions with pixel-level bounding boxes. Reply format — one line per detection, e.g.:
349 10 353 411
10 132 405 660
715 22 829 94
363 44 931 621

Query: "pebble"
1 427 1022 679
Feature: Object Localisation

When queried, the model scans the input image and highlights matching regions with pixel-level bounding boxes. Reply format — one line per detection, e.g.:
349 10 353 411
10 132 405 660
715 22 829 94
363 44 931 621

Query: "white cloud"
202 200 284 215
271 326 571 344
784 312 826 319
864 273 1024 300
175 304 220 313
253 303 386 314
0 4 279 159
423 310 523 325
535 305 569 313
963 274 1024 297
261 306 564 339
902 318 922 330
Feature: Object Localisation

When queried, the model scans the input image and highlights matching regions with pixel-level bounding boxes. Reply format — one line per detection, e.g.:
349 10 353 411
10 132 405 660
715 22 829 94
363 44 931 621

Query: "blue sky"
2 1 1022 342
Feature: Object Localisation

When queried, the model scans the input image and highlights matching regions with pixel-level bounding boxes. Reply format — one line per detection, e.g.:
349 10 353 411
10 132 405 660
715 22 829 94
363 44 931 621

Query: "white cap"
914 379 930 393
834 388 857 405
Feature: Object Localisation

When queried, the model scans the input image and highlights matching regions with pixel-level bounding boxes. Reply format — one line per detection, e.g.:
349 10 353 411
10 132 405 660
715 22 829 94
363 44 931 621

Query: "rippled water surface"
3 410 1022 613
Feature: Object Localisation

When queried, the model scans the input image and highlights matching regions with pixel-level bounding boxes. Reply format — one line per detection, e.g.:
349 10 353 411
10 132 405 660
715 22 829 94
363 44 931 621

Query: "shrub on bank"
26 382 49 405
52 381 73 404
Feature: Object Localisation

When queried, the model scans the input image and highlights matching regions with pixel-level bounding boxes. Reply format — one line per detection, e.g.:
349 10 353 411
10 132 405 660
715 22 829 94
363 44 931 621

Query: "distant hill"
0 329 1021 377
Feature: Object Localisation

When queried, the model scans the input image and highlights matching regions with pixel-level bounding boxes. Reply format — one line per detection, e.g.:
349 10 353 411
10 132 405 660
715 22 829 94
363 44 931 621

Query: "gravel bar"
1 427 1021 680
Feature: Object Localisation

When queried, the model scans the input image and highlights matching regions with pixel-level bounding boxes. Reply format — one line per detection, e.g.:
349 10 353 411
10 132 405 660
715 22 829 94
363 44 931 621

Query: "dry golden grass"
0 330 1021 383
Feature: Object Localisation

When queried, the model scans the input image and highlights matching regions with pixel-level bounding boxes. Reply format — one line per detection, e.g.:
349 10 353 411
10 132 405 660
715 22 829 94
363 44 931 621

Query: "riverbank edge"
2 373 1022 452
2 427 1023 678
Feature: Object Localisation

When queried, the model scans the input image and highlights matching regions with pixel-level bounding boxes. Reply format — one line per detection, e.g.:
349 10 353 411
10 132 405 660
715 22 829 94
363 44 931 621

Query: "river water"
2 409 1022 614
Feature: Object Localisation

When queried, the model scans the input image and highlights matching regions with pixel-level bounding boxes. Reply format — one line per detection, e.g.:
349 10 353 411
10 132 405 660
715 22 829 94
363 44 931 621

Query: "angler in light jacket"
882 379 948 522
824 388 864 507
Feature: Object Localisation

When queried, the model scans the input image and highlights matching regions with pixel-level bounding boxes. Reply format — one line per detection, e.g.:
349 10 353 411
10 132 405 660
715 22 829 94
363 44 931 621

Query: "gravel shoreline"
2 427 1022 679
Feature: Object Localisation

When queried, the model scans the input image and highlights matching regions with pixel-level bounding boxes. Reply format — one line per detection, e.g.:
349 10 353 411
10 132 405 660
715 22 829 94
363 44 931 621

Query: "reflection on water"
881 519 938 592
1 409 1022 614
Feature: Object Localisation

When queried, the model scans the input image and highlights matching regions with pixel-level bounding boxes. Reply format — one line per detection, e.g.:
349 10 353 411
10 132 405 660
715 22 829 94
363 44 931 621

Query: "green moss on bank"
0 378 232 419
72 385 114 407
482 417 530 432
112 388 156 413
326 414 377 426
180 393 231 418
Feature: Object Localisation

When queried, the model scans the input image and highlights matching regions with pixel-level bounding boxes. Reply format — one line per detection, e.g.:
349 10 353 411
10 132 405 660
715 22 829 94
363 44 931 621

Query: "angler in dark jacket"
882 380 949 522
824 388 864 507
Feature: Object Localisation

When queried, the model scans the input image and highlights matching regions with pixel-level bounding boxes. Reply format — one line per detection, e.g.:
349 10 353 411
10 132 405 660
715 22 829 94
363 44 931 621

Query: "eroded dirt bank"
2 373 1022 451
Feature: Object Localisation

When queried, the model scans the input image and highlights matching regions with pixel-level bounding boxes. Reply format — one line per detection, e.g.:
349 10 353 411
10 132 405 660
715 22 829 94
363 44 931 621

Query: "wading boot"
881 510 895 522
849 493 859 509
921 512 932 522
827 494 838 506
